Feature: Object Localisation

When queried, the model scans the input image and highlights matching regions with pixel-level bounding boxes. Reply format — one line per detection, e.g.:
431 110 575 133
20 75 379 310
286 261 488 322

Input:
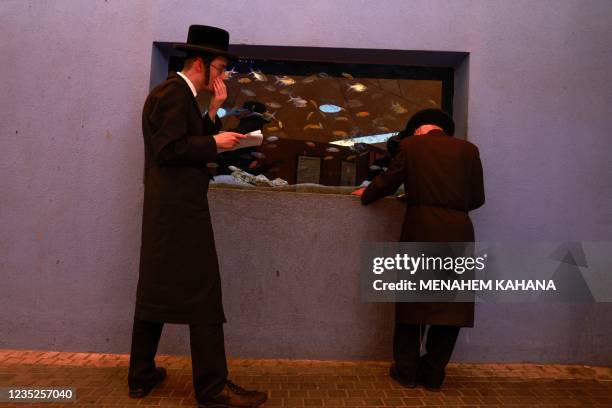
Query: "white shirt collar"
176 71 197 98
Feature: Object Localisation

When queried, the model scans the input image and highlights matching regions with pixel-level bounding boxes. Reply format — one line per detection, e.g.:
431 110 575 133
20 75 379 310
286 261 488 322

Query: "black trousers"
393 323 460 386
128 317 228 401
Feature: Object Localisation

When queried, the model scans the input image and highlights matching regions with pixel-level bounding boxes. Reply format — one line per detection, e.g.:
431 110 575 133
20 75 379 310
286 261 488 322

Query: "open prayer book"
217 130 264 153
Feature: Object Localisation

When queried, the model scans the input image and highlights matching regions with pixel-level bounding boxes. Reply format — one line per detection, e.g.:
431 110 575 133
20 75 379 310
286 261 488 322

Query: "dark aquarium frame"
151 43 467 117
147 43 470 188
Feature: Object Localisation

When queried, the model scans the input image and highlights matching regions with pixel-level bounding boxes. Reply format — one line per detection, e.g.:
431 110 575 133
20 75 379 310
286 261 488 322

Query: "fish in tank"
165 51 453 187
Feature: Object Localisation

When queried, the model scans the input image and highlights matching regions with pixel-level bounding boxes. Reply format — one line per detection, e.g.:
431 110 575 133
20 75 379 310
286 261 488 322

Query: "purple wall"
1 0 611 364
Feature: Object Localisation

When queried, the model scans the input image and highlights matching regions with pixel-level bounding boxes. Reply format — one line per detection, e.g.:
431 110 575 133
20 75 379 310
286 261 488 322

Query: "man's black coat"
362 130 485 327
135 73 225 324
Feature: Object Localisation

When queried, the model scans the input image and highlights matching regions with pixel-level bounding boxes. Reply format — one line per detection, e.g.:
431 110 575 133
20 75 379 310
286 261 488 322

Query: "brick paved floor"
0 349 611 407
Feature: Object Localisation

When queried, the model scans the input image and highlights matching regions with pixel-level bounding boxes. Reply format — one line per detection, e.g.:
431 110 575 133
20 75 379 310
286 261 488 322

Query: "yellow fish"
303 122 324 130
275 75 296 86
335 116 349 121
332 131 348 137
356 111 370 118
341 72 354 79
305 141 316 147
348 83 368 93
346 155 356 161
324 156 334 160
391 101 408 114
267 126 280 132
302 75 318 84
238 77 252 84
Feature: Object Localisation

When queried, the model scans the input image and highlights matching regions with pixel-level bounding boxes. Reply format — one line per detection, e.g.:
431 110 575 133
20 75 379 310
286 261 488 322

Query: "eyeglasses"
209 63 226 74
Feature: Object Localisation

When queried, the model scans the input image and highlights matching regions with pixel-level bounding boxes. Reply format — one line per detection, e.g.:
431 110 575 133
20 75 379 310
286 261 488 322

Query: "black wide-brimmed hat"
399 108 455 138
243 101 267 115
173 25 236 60
236 101 271 134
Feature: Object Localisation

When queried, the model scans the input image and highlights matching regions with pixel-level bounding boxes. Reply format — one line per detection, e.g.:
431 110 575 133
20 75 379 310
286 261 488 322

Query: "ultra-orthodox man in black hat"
128 25 267 408
354 108 485 390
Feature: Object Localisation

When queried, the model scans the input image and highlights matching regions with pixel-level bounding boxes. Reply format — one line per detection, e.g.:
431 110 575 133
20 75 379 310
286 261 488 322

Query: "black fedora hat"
173 25 236 60
243 101 267 116
400 108 455 137
236 101 271 134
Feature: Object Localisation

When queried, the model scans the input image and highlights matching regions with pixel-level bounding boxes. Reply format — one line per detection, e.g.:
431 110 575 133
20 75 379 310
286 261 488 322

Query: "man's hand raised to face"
208 76 227 120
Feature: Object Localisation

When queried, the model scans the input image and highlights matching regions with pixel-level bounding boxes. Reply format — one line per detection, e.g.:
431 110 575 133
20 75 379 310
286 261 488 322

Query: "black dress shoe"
420 378 442 392
389 363 418 388
417 359 443 391
129 367 167 398
198 380 267 408
418 368 443 391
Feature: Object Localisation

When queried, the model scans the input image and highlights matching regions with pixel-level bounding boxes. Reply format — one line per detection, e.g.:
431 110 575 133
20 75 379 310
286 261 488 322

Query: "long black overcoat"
135 73 225 324
362 129 485 326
